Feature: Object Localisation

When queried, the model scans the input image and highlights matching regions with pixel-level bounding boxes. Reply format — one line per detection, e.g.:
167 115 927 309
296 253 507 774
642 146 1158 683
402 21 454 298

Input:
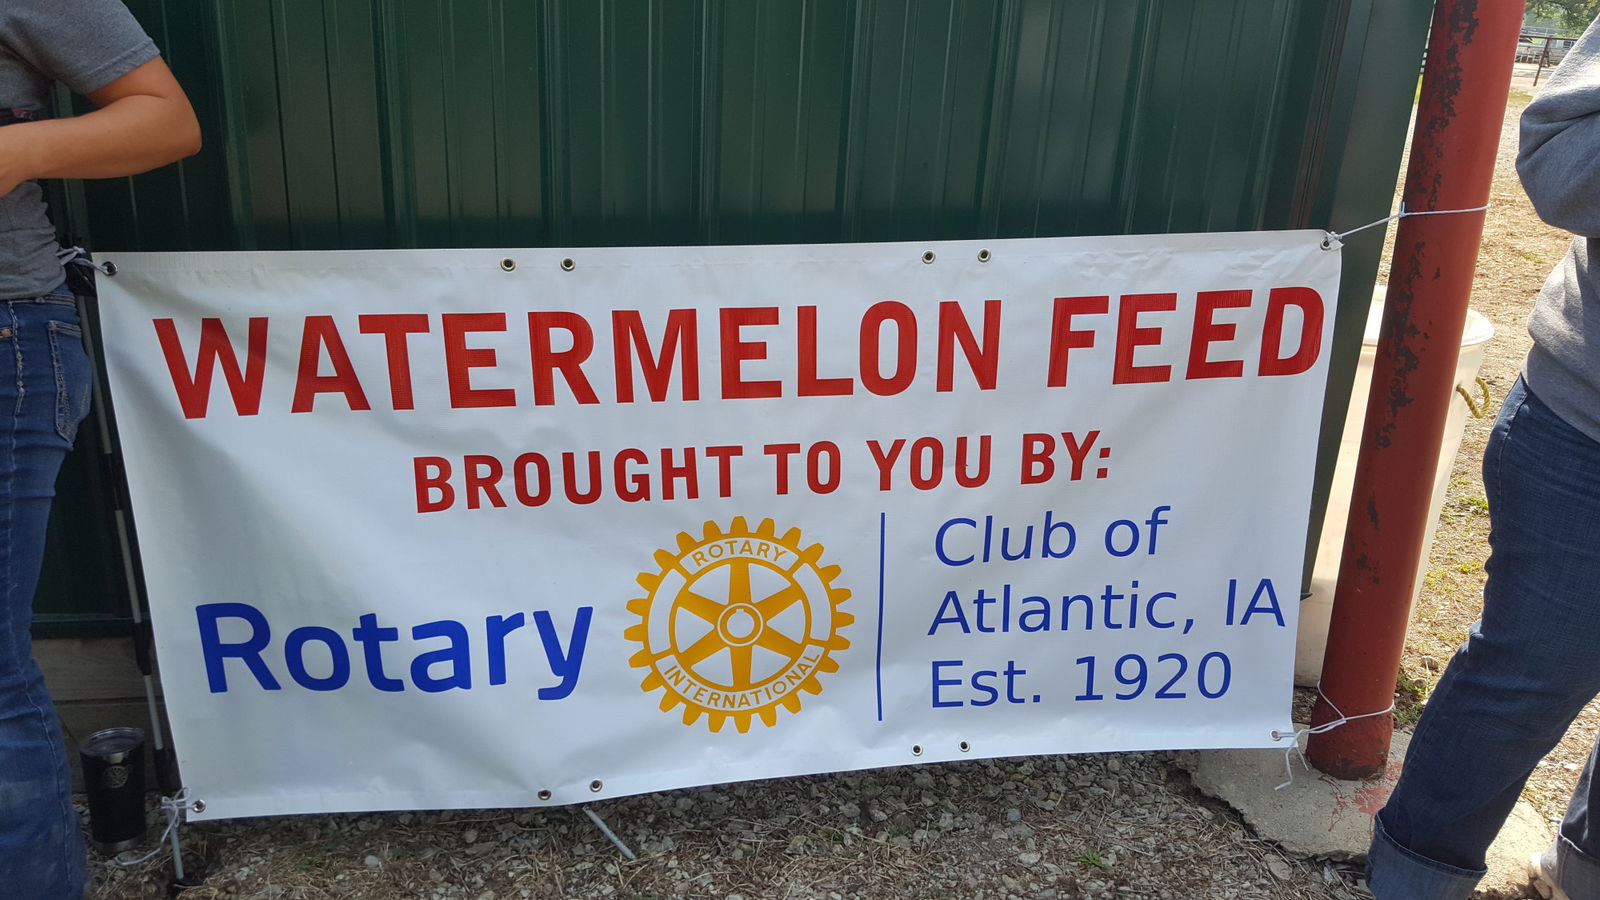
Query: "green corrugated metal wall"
37 0 1435 630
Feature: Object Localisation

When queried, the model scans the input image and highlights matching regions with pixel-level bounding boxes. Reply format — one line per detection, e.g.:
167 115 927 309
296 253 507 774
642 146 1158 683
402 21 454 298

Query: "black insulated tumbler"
80 727 147 853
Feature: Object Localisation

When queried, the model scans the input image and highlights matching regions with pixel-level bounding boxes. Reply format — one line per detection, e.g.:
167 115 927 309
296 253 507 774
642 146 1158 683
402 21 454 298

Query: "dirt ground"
86 65 1578 900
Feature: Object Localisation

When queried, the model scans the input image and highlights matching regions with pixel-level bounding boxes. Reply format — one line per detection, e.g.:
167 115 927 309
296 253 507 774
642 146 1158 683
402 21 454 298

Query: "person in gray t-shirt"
0 2 198 896
1 1 199 298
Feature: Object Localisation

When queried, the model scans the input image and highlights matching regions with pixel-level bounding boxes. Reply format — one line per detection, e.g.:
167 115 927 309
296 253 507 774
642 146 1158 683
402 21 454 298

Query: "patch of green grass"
1394 669 1431 729
1072 850 1109 870
1522 249 1547 264
819 826 845 843
1446 494 1490 518
1456 560 1485 575
291 856 340 873
1509 88 1534 106
1396 669 1429 697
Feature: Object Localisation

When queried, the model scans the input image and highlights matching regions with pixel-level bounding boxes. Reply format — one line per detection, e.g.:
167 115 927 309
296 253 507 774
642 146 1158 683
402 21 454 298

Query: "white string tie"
108 788 195 868
1321 200 1494 249
55 245 115 275
1271 686 1394 790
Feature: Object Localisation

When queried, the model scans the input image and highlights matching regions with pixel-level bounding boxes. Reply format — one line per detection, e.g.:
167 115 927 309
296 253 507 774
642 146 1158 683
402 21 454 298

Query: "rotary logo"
626 517 852 733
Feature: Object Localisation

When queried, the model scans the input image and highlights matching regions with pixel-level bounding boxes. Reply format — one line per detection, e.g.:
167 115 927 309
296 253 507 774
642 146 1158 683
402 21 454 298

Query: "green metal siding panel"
39 0 1435 629
79 0 1433 252
1294 0 1439 585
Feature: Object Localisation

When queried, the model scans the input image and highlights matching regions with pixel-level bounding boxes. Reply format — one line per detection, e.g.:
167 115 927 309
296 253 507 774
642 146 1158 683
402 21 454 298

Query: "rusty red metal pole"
1306 0 1524 780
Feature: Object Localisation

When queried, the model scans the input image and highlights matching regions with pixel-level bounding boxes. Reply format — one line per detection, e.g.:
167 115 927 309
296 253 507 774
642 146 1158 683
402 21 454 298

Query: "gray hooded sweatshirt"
1520 17 1600 443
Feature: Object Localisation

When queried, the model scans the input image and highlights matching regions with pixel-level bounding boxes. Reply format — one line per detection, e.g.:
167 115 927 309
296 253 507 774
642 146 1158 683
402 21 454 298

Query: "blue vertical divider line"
876 511 886 723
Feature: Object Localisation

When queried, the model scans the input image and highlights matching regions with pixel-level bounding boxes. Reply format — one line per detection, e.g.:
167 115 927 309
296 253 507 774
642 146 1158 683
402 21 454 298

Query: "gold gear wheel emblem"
626 517 852 733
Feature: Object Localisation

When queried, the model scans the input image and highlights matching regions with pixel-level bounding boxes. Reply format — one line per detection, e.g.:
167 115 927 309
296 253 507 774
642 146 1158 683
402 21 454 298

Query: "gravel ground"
91 752 1373 899
83 65 1569 900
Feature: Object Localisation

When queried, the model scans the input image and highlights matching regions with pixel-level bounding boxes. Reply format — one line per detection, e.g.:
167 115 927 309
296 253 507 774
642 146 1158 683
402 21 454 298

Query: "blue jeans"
1368 378 1600 899
0 289 93 899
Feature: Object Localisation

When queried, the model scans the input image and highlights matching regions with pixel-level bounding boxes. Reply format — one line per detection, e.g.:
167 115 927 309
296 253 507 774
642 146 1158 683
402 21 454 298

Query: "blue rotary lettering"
195 602 592 698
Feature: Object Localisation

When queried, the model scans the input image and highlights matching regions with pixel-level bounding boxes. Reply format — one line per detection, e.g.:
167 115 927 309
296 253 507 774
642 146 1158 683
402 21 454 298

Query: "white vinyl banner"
96 233 1338 820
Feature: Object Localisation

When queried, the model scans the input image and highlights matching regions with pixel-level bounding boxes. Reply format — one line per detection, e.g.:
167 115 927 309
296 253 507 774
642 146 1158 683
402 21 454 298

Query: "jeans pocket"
48 320 91 444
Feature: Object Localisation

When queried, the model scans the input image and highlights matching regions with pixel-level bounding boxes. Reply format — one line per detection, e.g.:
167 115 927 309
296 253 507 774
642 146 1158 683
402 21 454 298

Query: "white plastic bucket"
1294 288 1495 686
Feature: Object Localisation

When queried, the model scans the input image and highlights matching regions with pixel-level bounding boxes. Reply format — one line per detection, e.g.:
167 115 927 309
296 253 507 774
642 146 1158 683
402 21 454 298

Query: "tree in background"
1527 0 1600 33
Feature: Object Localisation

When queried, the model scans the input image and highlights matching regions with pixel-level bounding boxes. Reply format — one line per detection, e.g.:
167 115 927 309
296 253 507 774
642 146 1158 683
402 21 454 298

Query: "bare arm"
0 55 200 196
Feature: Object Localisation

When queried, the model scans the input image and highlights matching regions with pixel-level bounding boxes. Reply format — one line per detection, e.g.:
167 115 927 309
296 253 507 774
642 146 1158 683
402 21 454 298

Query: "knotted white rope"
107 788 194 868
1272 686 1395 790
56 245 115 275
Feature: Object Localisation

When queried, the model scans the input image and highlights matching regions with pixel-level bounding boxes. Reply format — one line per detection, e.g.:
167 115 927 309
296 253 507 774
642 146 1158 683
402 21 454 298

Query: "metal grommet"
977 249 991 263
589 779 603 792
103 261 118 277
499 257 517 272
911 744 923 757
191 799 207 814
958 741 971 753
1270 730 1282 741
1320 236 1334 250
920 250 936 264
561 257 576 271
537 789 552 801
